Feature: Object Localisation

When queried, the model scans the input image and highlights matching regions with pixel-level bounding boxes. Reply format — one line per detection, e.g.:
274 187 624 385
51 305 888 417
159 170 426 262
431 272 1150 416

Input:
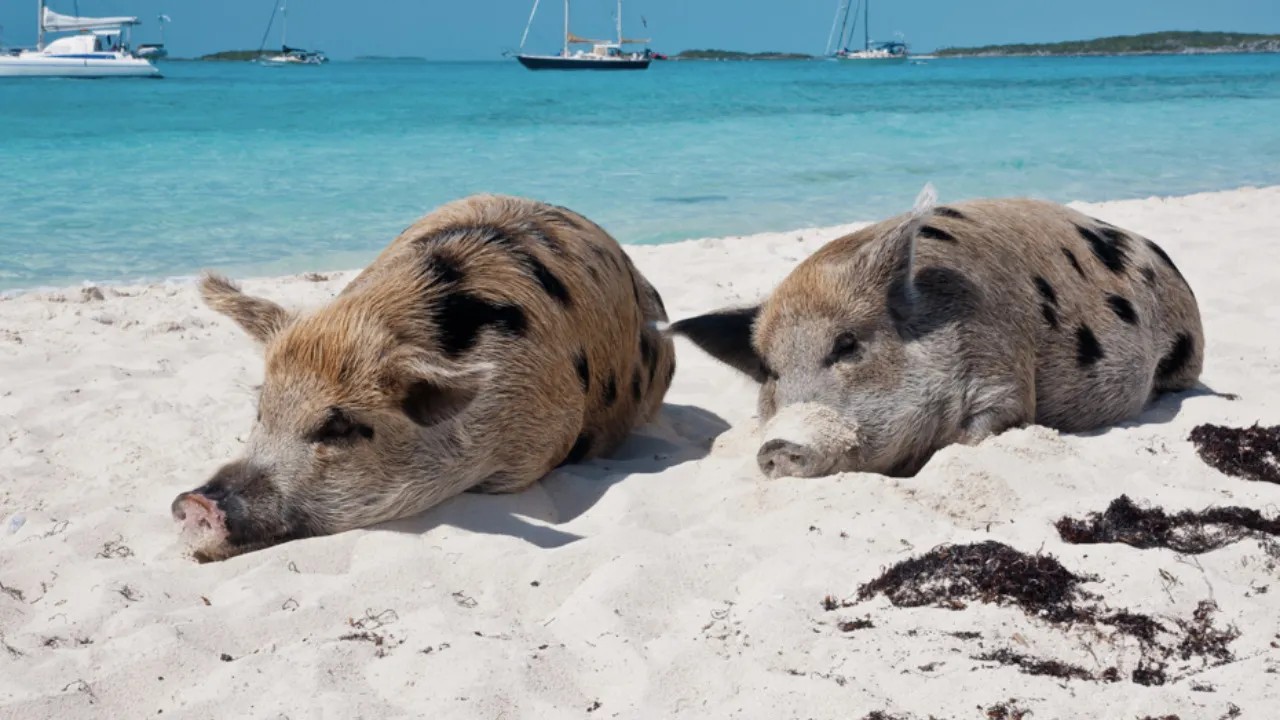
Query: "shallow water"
2 54 1278 291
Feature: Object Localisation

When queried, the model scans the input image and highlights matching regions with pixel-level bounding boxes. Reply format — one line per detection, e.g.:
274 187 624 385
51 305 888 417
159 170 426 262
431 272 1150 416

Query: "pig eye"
311 408 375 444
825 332 860 366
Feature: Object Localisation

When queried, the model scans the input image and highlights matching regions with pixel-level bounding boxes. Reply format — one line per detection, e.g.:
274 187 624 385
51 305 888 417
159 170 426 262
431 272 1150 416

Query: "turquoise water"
2 55 1279 291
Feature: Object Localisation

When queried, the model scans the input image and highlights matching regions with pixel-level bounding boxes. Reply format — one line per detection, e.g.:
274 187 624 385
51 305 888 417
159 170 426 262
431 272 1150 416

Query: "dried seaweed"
972 649 1102 682
853 541 1239 686
1190 423 1280 484
855 541 1096 625
1057 495 1280 554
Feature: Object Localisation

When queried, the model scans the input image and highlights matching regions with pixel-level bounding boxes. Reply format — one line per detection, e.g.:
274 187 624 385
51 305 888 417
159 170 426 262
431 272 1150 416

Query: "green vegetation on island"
936 31 1280 58
197 50 267 61
673 49 813 61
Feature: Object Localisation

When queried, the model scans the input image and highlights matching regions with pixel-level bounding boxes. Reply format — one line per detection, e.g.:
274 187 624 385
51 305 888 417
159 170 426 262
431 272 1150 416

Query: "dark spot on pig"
1142 266 1156 284
1042 304 1059 329
1107 295 1138 325
631 369 642 403
575 352 590 392
918 225 957 243
1062 248 1086 278
588 243 617 271
1077 225 1129 275
934 206 967 220
557 433 592 467
626 264 642 307
1157 333 1195 382
1076 325 1104 367
1034 276 1058 306
646 283 668 316
640 333 657 383
434 293 528 357
603 374 617 407
527 255 572 307
1146 239 1191 289
425 253 465 287
587 265 601 281
893 267 980 339
527 224 562 254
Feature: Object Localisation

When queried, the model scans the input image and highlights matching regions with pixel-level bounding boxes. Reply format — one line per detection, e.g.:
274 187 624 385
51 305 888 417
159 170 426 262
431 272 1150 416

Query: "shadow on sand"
1078 382 1240 438
377 402 731 549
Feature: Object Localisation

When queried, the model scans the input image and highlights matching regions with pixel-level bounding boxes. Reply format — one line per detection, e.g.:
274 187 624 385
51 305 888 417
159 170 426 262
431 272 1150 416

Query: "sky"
2 0 1278 59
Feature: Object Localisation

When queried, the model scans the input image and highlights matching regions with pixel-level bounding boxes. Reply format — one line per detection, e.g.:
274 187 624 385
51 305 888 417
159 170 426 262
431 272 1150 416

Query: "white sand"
2 186 1279 719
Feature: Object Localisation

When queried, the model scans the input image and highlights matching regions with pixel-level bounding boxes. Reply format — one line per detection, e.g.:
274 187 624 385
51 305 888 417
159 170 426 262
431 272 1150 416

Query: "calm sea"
2 55 1279 291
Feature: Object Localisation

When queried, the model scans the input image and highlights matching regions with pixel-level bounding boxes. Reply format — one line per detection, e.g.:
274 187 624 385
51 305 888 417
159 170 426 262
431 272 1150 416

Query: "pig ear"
395 359 492 428
200 273 294 345
668 306 771 383
868 183 937 320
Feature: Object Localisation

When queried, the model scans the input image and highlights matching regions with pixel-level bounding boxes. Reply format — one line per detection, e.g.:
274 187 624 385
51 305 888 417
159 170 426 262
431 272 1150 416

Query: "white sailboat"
0 1 161 78
256 1 327 66
825 0 909 64
136 12 170 61
514 0 652 70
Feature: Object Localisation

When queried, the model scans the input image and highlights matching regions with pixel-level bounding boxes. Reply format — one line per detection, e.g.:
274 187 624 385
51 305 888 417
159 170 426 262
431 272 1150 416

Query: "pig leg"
953 363 1035 446
954 405 1031 445
466 471 539 495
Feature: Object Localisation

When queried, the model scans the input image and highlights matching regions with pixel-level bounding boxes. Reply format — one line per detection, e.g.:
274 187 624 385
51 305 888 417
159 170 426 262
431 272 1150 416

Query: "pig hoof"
757 439 830 479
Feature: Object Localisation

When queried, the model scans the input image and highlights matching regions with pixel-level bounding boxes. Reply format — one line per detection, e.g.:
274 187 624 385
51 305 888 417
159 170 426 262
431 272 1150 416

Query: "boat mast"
616 0 622 46
562 0 569 56
836 0 853 54
864 0 869 50
36 0 44 51
281 2 288 48
519 0 541 52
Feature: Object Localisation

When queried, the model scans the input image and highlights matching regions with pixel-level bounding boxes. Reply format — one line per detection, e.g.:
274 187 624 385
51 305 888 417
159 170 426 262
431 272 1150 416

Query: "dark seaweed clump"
853 541 1240 686
1056 494 1280 554
855 541 1096 624
1189 423 1280 484
972 649 1104 682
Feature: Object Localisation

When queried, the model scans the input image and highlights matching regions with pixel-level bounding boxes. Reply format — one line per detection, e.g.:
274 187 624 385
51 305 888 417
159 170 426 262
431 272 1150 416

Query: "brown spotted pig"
173 194 675 561
671 185 1202 479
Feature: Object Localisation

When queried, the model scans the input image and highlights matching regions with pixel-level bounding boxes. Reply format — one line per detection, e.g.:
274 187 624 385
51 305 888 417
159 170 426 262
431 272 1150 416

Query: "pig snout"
171 490 230 547
756 403 860 479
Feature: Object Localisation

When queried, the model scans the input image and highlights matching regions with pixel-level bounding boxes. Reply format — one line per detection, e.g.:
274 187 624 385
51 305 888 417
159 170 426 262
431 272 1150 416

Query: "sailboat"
825 0 908 64
136 12 170 61
0 0 161 78
515 0 652 70
257 1 327 66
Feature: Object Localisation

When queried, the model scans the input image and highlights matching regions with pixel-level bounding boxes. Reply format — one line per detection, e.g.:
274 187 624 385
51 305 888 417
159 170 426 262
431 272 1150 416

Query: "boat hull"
517 55 650 71
833 55 910 65
0 54 161 78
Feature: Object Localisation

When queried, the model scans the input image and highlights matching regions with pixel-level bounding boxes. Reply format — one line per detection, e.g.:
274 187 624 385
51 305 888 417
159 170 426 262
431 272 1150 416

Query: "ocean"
2 54 1279 292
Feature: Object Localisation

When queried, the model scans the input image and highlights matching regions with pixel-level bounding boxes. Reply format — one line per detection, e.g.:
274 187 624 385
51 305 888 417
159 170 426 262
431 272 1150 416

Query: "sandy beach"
2 186 1279 719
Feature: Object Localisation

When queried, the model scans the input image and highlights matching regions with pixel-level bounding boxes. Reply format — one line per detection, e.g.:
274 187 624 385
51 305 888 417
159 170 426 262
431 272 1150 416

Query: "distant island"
672 49 813 61
937 31 1280 58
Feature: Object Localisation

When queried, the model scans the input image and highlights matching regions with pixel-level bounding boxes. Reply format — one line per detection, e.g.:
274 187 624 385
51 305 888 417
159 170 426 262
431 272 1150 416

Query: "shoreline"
2 184 1274 300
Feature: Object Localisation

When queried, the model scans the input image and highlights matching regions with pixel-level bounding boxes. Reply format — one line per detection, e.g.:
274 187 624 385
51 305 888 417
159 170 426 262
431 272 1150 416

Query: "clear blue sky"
2 0 1277 59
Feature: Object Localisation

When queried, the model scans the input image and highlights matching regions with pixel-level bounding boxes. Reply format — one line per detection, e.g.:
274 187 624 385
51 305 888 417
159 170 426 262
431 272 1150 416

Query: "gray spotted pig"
670 185 1202 479
173 194 675 561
